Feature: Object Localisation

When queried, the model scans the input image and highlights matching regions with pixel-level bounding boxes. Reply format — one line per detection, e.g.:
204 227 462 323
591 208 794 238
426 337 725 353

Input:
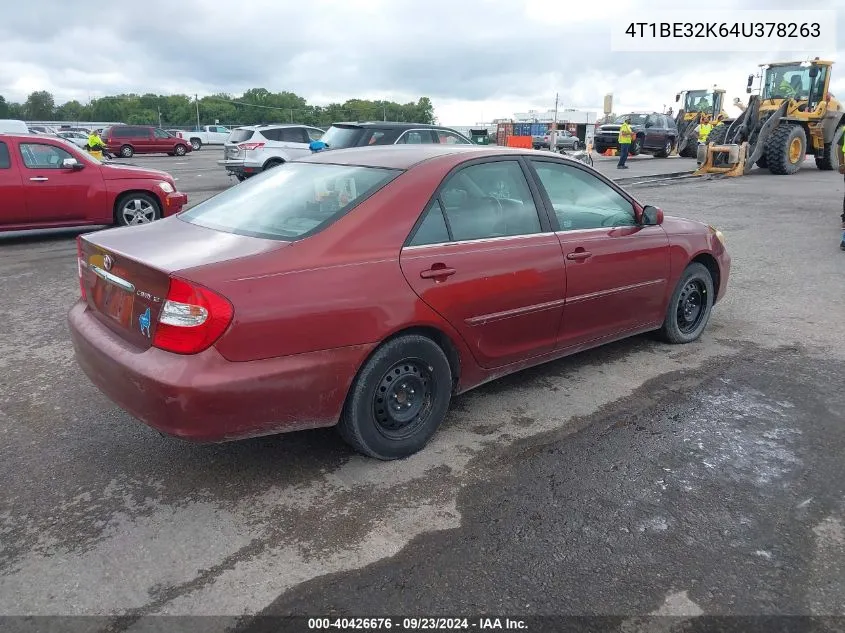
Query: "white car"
183 125 233 150
57 131 90 148
218 124 325 181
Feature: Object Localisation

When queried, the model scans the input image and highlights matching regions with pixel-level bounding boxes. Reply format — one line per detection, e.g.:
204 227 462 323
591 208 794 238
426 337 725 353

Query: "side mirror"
675 93 680 102
641 205 663 225
62 158 83 170
809 65 819 78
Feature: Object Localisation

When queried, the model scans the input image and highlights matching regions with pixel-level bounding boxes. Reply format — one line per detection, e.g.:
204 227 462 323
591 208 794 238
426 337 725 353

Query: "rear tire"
765 123 806 175
190 138 202 151
659 263 714 344
263 159 283 171
337 335 453 460
654 138 673 158
119 145 134 158
115 193 161 226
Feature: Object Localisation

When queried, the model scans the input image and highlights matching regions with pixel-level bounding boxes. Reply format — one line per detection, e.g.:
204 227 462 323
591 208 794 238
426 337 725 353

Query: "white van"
0 119 31 134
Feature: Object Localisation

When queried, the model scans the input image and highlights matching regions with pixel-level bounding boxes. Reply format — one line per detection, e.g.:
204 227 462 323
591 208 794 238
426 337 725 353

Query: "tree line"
0 89 436 128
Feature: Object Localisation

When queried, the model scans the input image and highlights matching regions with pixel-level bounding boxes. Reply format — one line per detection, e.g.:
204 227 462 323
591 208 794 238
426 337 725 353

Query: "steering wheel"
481 196 504 214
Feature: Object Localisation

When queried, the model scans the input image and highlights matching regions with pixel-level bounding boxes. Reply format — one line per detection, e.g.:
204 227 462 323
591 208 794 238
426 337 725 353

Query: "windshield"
762 64 810 100
179 162 400 240
684 91 714 112
320 126 366 149
615 114 647 125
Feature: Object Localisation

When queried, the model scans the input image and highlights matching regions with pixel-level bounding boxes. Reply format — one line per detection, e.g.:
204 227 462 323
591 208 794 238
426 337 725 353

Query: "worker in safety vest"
697 115 713 143
838 130 845 251
617 117 633 169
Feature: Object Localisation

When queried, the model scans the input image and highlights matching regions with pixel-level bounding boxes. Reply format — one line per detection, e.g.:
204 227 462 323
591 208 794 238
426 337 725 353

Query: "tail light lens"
152 278 233 355
237 142 265 151
76 236 87 300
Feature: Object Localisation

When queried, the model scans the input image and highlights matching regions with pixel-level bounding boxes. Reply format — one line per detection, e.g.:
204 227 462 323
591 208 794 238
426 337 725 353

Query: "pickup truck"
178 125 232 151
0 133 187 232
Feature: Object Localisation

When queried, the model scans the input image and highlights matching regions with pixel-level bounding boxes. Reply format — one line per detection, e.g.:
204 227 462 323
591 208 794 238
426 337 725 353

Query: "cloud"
1 0 843 124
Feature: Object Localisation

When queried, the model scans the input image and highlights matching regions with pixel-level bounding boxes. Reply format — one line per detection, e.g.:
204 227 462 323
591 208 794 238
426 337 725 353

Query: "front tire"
630 137 643 155
766 123 806 175
659 263 714 344
174 144 187 156
115 193 161 226
338 335 453 460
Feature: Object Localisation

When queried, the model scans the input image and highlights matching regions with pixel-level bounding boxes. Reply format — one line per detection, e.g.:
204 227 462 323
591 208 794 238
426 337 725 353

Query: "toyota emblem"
103 255 113 271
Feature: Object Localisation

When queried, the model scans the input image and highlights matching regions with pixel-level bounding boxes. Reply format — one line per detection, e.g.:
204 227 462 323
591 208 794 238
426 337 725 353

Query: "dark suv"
102 125 192 158
594 113 677 158
318 122 472 149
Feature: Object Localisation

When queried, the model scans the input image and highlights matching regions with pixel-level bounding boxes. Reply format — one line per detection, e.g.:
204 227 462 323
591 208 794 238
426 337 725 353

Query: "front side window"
154 128 170 138
435 130 472 144
763 64 810 99
179 162 400 240
437 160 541 241
19 143 74 169
531 160 635 230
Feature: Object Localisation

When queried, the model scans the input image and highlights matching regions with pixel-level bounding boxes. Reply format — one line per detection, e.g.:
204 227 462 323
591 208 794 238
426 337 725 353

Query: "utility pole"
290 108 294 123
158 106 162 128
195 94 200 131
383 104 386 121
552 92 559 150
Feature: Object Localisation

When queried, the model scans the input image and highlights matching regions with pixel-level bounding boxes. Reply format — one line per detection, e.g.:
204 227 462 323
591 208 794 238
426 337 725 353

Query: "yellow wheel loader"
674 87 729 157
696 58 845 176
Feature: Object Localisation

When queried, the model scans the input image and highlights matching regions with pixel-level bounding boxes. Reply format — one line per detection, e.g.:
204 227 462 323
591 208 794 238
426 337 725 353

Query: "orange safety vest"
618 123 633 144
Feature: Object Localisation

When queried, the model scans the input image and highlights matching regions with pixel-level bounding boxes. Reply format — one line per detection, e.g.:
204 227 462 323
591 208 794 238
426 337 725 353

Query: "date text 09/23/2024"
307 617 528 630
624 22 821 38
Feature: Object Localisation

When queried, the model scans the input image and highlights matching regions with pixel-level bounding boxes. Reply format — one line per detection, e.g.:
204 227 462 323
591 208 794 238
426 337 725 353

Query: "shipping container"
530 123 550 136
496 131 509 146
497 122 513 135
513 123 531 136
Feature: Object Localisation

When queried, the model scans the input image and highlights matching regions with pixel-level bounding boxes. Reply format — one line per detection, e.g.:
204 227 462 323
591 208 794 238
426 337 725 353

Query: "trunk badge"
103 255 113 271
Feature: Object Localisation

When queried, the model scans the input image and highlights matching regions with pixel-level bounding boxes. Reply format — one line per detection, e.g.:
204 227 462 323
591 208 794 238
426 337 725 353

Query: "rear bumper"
164 192 188 215
218 159 263 177
68 301 374 442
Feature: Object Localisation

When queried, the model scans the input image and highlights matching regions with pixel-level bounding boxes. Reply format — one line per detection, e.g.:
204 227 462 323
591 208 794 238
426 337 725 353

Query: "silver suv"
219 124 325 181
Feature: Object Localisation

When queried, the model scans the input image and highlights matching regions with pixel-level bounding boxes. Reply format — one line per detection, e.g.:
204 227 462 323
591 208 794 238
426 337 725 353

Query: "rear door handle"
420 265 456 279
29 177 48 182
566 251 592 260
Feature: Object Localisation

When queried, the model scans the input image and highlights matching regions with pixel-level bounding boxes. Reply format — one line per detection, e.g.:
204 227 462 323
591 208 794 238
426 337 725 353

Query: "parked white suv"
219 124 325 181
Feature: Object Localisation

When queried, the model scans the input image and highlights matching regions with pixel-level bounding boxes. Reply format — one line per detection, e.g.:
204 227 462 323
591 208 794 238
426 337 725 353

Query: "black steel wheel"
372 360 435 440
338 334 453 460
659 262 714 344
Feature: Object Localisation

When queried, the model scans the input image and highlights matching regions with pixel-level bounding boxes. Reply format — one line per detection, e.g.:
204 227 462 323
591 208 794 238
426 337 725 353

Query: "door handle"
29 177 48 182
420 265 456 279
566 251 592 261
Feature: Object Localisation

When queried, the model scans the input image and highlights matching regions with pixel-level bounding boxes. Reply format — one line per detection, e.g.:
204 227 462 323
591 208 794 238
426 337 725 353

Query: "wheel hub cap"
374 362 433 434
789 137 802 163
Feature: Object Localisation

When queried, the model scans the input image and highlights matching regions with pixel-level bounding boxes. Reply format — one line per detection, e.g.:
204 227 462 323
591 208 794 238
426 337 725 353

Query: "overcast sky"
1 0 842 125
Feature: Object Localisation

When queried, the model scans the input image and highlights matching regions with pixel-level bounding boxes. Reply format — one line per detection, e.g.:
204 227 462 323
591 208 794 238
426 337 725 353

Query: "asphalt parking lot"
1 150 844 629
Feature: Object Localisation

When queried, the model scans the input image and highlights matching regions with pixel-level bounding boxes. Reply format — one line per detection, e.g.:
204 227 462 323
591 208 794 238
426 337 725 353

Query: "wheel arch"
262 156 287 169
690 252 721 300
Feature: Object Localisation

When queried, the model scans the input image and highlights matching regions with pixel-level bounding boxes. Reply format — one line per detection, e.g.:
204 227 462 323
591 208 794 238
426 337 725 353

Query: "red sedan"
68 145 730 459
0 133 187 231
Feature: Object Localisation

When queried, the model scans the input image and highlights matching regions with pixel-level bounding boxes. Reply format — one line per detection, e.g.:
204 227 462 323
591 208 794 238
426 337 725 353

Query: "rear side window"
179 162 401 240
0 142 9 168
280 128 307 143
229 128 255 142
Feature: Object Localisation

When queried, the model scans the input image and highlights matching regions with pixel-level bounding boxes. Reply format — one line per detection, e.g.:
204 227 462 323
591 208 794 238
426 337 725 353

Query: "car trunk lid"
79 217 285 349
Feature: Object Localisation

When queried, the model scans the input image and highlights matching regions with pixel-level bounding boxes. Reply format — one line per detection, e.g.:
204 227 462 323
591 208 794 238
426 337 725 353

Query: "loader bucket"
694 142 748 177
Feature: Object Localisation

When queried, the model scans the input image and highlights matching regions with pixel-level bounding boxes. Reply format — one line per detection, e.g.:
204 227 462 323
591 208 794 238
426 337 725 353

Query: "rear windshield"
320 126 365 149
229 128 254 142
179 162 401 240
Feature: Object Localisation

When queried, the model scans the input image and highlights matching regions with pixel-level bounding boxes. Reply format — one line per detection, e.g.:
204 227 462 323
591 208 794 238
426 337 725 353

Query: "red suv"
103 125 192 158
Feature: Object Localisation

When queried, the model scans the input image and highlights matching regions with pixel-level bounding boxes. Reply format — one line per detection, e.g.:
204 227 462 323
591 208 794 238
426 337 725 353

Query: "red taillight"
152 277 233 355
237 142 265 151
76 236 87 300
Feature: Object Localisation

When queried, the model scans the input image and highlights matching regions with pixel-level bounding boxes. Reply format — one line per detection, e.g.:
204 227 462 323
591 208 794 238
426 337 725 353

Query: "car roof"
295 144 576 170
330 121 454 130
239 123 318 130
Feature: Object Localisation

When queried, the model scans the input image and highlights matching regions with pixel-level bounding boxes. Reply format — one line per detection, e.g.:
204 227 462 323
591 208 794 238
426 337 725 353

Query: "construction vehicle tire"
706 124 728 146
815 124 843 171
766 123 806 175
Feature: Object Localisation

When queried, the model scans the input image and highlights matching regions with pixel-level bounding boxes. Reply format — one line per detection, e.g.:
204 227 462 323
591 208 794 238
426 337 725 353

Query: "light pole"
195 94 201 131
